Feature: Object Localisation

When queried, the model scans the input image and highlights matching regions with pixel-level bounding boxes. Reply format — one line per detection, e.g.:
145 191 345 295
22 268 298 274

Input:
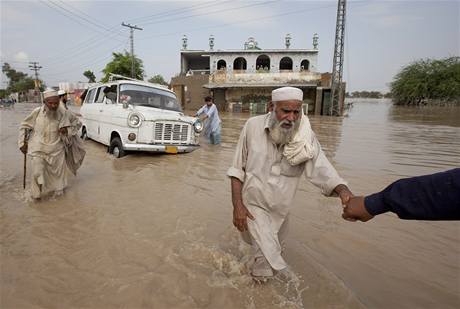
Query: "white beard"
268 112 300 145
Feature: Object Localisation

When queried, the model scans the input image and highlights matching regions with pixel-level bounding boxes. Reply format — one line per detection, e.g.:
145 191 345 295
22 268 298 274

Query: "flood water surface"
1 100 459 308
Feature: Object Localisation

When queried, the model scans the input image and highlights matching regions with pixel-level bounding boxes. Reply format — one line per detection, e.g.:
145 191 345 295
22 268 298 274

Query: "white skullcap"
57 89 66 96
272 86 303 102
43 89 58 99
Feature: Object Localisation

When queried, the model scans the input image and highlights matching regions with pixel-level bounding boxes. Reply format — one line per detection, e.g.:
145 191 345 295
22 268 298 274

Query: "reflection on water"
1 101 459 309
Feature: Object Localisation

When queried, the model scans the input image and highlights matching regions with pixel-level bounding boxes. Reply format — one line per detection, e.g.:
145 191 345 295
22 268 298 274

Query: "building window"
233 57 247 71
300 59 310 71
217 60 227 70
279 57 293 70
256 55 270 72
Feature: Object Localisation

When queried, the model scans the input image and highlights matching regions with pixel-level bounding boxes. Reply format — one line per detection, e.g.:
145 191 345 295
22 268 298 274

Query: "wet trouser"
209 125 221 145
30 154 67 199
241 215 289 268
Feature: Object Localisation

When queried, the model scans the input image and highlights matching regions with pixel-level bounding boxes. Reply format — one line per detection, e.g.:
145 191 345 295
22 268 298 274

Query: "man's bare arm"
231 177 254 232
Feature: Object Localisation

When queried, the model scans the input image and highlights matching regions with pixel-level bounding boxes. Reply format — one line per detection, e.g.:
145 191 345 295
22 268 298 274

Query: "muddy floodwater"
1 100 459 309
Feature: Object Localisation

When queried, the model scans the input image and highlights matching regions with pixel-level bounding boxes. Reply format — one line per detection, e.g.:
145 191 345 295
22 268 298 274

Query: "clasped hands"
339 191 374 222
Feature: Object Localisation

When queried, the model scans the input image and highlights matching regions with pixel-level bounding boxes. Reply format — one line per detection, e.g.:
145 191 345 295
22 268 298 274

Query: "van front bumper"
123 143 199 153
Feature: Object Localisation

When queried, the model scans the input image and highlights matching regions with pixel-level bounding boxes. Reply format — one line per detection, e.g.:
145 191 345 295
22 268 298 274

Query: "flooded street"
1 100 459 308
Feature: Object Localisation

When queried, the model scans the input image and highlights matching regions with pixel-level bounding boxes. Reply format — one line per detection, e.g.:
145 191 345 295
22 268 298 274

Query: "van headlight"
193 119 203 133
128 112 143 128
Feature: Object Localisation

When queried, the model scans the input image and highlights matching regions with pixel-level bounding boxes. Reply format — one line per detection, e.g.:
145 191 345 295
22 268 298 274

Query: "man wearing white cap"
227 86 353 280
18 89 80 199
58 89 68 109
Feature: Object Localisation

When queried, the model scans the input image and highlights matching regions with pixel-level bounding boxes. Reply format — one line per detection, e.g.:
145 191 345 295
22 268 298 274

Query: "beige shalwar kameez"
18 105 76 198
227 113 346 271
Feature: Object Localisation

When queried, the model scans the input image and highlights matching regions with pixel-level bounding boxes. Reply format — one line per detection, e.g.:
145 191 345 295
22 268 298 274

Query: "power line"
43 30 126 66
39 0 125 42
138 3 339 41
56 0 112 31
141 1 277 27
125 0 232 24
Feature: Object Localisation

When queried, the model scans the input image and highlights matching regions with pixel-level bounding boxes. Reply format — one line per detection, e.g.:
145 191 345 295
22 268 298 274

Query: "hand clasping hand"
342 196 374 222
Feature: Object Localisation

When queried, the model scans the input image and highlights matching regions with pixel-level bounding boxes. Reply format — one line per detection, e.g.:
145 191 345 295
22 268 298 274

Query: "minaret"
209 35 215 51
182 35 188 50
285 33 291 49
313 33 319 49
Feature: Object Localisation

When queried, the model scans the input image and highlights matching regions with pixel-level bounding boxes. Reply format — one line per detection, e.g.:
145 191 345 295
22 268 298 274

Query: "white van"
80 78 202 158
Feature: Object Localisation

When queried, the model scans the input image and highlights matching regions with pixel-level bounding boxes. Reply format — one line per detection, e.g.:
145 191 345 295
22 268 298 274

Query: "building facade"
171 36 341 115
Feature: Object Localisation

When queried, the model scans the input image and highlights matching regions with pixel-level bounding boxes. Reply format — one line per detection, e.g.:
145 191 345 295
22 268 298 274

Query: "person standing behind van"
195 96 221 144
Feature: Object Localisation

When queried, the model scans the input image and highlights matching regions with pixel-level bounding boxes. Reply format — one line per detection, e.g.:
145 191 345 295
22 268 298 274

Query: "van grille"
154 122 190 144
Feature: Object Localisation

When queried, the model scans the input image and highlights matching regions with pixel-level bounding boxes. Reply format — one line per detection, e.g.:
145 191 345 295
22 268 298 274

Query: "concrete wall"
209 51 318 74
209 71 321 84
170 75 210 111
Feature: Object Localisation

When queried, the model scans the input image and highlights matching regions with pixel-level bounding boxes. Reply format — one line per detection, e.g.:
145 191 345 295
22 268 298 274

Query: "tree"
2 62 37 94
148 74 169 86
83 70 96 83
101 51 144 82
390 57 460 105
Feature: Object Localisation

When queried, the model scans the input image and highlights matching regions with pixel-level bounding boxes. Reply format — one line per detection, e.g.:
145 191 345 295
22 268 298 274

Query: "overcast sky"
1 0 459 92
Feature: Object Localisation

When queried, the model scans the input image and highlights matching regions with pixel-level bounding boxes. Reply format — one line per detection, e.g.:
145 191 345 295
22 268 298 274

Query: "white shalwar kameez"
227 113 346 271
18 105 74 198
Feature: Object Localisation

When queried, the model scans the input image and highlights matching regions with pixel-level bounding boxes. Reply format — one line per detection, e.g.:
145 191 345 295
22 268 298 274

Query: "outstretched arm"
343 169 460 221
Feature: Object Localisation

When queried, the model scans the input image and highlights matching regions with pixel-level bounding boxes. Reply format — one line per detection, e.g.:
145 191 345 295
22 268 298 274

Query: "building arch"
279 57 293 70
300 59 310 71
217 59 227 70
233 57 247 70
256 55 270 71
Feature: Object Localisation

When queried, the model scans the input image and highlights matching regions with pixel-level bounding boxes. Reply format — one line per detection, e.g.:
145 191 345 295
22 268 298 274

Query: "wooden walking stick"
22 129 31 189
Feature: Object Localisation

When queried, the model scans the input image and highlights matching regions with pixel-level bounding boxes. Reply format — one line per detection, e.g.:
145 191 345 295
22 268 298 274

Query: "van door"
92 86 109 144
98 84 119 146
81 88 97 139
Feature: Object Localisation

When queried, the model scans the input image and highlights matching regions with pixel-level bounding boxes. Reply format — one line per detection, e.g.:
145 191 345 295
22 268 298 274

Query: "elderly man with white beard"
18 89 79 199
227 86 353 280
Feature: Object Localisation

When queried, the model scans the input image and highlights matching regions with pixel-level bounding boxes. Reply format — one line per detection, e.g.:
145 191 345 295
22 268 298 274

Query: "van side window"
85 88 96 103
104 85 118 104
95 86 106 103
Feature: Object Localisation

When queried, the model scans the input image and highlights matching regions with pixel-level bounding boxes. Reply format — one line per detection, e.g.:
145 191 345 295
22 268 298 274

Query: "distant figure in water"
227 86 354 281
342 168 460 222
195 96 221 145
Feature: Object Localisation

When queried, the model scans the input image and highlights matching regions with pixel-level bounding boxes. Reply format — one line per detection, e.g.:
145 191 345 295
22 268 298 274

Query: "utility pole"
121 22 143 78
329 0 346 116
28 61 42 91
29 61 42 102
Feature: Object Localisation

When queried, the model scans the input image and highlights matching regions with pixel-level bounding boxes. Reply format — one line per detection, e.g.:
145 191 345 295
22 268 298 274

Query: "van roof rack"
108 73 142 82
108 73 170 90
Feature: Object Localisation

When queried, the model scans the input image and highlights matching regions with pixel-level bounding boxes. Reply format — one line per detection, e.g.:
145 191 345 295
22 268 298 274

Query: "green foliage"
347 91 384 98
0 89 8 98
83 70 96 83
148 74 169 86
390 57 460 105
2 62 38 94
101 51 144 82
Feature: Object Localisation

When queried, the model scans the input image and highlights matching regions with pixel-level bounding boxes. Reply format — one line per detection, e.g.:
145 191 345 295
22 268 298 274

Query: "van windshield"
119 84 182 112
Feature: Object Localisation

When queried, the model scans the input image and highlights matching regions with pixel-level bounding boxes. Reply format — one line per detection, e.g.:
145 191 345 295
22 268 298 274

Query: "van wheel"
109 137 125 158
81 127 88 140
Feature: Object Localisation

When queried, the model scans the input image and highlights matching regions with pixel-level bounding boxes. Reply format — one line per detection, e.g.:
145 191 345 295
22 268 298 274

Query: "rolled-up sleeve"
304 138 347 196
227 122 248 182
